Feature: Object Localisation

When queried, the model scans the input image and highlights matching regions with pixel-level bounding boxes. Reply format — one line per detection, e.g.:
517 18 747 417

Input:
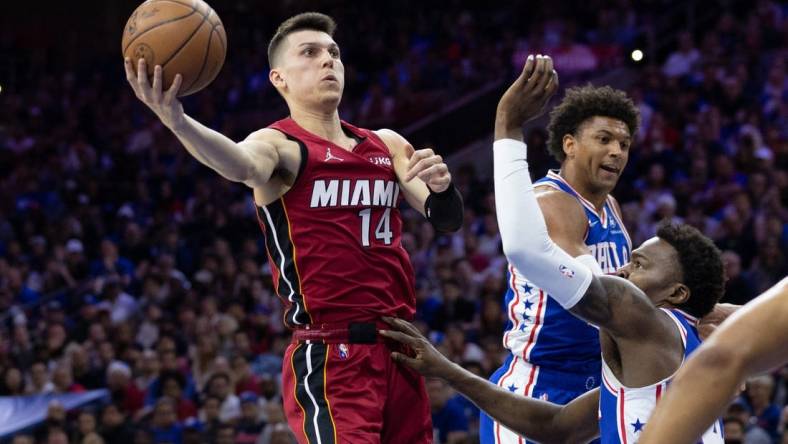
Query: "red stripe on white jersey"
523 290 546 360
503 265 521 349
495 357 520 444
618 388 628 444
602 371 618 395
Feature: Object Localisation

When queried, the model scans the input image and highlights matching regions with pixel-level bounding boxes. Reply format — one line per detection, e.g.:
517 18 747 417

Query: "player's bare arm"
570 274 675 341
379 317 600 444
535 189 590 257
376 128 464 232
125 58 291 188
639 277 788 444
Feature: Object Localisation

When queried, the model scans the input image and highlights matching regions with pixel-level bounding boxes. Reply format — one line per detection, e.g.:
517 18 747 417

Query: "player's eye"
329 48 340 58
599 136 610 144
634 260 642 269
303 48 315 56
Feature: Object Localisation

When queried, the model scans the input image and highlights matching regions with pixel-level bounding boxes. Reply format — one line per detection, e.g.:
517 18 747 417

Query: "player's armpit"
535 188 590 257
240 129 301 189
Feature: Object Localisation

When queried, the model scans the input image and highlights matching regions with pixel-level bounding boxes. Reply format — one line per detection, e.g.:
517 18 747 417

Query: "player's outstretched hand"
124 58 185 130
404 147 452 192
379 317 456 379
495 54 559 140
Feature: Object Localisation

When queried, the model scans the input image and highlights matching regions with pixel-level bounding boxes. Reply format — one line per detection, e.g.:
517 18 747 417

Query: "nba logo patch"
337 344 349 360
559 265 575 278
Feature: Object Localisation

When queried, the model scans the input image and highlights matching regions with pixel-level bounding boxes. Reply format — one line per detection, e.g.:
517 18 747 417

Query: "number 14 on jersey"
358 208 393 247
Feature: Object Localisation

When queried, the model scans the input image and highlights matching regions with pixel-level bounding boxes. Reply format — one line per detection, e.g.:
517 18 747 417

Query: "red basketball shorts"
282 338 432 443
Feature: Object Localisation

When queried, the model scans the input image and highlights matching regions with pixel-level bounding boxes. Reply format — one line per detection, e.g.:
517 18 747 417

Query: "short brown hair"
267 12 337 67
546 85 640 162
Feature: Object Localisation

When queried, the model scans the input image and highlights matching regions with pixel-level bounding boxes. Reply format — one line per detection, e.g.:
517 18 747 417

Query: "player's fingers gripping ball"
122 0 227 97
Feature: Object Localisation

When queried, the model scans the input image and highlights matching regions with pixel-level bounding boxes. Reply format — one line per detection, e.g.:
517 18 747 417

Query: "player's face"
566 116 631 193
618 237 681 306
275 30 345 109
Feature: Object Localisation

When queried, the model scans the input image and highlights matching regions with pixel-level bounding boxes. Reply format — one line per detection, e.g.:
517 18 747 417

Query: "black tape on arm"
424 183 464 232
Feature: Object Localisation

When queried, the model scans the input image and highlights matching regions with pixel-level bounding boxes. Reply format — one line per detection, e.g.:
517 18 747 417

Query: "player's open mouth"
322 74 338 82
600 165 620 174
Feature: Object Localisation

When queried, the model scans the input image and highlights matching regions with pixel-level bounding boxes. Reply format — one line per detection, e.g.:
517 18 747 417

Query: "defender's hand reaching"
379 317 457 379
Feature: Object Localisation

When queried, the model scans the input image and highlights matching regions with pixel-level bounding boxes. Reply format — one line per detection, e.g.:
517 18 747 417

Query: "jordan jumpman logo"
325 147 344 162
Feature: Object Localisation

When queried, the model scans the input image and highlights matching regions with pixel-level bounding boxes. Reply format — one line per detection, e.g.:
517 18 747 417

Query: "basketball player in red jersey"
124 11 463 444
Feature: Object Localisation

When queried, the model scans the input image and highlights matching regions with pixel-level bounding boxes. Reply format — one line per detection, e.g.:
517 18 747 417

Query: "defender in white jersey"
380 56 728 444
482 62 639 444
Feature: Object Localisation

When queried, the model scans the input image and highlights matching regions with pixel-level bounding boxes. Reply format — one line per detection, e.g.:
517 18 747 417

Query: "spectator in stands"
236 392 266 443
662 31 701 78
27 361 54 394
205 372 241 423
99 403 135 444
1 367 25 395
106 360 145 415
149 397 183 444
744 375 783 440
427 378 469 444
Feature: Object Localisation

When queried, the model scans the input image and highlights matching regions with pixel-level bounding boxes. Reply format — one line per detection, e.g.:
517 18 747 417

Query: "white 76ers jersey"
598 308 724 444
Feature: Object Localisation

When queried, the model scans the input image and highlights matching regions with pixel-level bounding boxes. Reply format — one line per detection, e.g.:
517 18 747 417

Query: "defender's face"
275 30 345 107
568 116 631 193
617 237 680 306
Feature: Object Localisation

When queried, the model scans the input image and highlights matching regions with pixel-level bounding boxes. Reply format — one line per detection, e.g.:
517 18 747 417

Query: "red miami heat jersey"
256 118 416 328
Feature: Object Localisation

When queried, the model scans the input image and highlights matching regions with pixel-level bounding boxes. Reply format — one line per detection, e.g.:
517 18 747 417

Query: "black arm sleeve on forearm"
424 183 464 232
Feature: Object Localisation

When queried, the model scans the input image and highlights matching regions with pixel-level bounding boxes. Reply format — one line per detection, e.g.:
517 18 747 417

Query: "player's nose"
615 264 631 279
608 141 624 157
321 52 334 68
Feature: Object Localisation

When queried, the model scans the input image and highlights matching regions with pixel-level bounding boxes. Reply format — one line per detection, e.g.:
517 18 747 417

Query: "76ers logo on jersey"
337 344 349 360
369 156 392 166
559 265 575 278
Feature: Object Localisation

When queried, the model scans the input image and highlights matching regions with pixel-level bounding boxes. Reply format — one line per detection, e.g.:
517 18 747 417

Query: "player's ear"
666 283 690 306
269 68 286 90
562 134 576 159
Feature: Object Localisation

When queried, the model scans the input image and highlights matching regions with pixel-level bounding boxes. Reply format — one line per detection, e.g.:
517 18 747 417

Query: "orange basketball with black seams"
121 0 226 97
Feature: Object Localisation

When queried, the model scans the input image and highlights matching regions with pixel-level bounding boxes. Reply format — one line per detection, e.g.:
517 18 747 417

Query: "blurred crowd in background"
0 0 786 443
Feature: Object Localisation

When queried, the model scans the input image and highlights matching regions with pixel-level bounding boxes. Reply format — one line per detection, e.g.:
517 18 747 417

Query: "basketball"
121 0 226 97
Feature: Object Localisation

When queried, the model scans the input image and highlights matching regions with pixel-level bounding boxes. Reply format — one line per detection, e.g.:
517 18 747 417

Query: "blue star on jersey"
631 419 645 433
519 322 528 332
522 282 533 294
523 300 534 310
507 384 518 392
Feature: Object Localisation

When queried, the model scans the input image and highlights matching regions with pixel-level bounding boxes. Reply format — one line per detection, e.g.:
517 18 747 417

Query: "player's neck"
288 104 348 147
558 166 609 211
